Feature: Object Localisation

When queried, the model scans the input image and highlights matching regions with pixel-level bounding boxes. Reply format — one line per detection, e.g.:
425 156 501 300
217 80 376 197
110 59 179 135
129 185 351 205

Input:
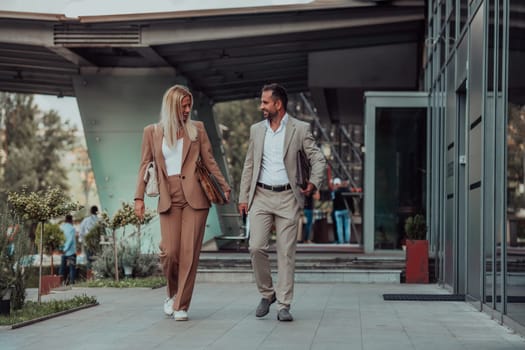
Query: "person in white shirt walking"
79 205 99 270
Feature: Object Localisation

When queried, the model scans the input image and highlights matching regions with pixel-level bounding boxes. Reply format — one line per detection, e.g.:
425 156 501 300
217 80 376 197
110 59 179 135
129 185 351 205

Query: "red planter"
405 239 429 283
40 275 61 295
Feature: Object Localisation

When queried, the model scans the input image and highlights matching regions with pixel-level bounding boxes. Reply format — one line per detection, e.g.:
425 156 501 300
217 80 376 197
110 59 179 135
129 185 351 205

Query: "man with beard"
238 83 326 322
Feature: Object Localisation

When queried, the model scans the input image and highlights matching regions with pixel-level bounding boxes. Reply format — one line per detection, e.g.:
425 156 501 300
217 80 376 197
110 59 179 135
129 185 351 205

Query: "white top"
258 113 290 186
163 137 184 176
79 214 98 242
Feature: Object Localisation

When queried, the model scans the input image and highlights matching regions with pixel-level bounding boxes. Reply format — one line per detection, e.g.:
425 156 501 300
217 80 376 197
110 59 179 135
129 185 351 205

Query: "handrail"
299 93 359 189
339 126 362 165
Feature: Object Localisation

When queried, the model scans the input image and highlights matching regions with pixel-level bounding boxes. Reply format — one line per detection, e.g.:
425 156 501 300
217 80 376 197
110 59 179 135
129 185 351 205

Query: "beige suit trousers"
248 186 300 309
159 175 209 312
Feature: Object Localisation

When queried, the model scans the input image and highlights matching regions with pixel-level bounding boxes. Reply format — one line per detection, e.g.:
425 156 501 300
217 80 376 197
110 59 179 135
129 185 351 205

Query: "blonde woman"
134 85 231 321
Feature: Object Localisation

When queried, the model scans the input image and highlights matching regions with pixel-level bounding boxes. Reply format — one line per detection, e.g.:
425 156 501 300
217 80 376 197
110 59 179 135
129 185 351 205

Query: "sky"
33 95 83 129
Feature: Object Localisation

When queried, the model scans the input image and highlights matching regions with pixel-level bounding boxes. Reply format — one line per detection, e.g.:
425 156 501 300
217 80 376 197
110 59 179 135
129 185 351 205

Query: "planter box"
0 299 10 315
0 288 11 315
405 239 429 283
40 275 61 295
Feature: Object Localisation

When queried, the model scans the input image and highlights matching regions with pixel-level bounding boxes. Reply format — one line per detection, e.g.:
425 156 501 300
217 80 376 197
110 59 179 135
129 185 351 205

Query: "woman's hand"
134 199 145 220
224 190 231 203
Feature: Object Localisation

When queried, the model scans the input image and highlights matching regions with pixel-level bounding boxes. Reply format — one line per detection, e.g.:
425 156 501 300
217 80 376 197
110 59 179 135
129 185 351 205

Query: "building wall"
428 0 525 334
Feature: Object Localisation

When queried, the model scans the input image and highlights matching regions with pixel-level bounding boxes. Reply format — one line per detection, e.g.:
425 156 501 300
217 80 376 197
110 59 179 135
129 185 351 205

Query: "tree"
213 99 261 194
8 187 82 302
0 93 77 240
0 93 77 195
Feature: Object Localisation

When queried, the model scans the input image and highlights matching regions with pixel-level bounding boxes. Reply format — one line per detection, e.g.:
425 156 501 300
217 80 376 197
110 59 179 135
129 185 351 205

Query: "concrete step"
196 253 404 283
196 269 402 283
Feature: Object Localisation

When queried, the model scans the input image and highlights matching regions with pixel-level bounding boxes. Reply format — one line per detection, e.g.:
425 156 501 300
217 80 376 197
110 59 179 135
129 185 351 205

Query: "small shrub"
35 223 64 254
92 244 160 279
92 245 117 279
0 210 33 312
84 223 106 257
404 214 427 240
120 243 139 268
134 254 160 278
77 276 165 289
0 294 97 326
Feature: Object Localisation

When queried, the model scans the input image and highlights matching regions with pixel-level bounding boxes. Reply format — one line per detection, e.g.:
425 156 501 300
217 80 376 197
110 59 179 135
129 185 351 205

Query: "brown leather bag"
296 149 311 189
195 159 227 204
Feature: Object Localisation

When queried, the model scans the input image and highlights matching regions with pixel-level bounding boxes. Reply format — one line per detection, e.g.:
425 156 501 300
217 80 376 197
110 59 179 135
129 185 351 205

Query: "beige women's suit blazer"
135 121 230 213
238 116 326 210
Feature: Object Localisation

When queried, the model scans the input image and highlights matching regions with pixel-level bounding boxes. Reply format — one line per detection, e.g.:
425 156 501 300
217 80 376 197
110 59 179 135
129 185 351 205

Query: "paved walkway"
2 282 524 350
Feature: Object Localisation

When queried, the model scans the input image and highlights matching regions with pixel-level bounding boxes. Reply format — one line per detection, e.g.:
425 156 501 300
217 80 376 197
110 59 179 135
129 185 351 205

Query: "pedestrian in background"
332 178 354 244
79 205 99 271
59 214 77 285
302 190 318 243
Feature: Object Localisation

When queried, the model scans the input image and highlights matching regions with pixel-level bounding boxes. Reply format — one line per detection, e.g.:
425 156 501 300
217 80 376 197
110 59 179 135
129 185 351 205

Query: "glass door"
363 92 428 253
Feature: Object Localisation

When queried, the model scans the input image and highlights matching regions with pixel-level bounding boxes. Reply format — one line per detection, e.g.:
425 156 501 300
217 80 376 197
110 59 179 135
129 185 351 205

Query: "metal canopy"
0 0 426 102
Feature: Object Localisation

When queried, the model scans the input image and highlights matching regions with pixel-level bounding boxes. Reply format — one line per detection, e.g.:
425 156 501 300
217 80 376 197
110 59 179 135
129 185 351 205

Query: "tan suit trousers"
248 186 300 310
159 175 209 312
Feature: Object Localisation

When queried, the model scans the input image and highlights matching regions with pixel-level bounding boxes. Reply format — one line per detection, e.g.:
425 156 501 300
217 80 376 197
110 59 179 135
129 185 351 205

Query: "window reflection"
374 108 427 250
506 0 525 327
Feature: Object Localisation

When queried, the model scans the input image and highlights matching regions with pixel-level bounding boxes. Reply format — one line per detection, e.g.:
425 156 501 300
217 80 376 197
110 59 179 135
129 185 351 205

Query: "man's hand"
225 190 231 203
238 202 248 216
134 199 145 220
299 182 315 196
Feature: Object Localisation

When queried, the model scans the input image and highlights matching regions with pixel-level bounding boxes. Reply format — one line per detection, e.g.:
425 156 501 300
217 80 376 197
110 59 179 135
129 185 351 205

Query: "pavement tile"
0 282 524 350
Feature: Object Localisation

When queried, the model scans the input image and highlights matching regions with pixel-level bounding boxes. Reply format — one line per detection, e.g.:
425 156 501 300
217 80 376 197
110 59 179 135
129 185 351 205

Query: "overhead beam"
156 20 421 54
47 46 95 66
142 10 424 45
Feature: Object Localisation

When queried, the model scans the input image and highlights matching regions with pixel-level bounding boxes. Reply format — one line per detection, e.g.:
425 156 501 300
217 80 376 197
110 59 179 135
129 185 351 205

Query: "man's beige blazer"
135 121 230 213
238 116 326 209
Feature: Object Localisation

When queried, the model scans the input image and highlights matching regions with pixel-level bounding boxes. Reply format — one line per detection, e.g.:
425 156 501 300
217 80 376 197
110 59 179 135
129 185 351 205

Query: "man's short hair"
262 83 288 111
90 205 98 215
65 214 73 223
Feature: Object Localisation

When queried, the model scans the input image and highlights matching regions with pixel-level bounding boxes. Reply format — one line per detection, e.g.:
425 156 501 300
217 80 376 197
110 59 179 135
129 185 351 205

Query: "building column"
72 68 235 248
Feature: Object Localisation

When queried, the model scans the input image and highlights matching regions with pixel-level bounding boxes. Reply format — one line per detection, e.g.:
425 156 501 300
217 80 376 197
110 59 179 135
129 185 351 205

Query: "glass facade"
506 0 525 327
374 108 427 250
428 0 525 333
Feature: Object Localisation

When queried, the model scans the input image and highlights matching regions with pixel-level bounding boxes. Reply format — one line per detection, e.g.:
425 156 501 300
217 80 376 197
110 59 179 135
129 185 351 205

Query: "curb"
9 302 99 330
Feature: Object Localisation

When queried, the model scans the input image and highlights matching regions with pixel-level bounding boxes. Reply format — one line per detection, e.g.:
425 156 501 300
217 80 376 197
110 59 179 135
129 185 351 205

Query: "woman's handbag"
144 161 159 197
195 159 227 204
144 125 159 197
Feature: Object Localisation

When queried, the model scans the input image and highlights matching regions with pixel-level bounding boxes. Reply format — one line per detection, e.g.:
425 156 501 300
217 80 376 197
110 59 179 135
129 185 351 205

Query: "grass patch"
0 294 98 326
75 276 166 289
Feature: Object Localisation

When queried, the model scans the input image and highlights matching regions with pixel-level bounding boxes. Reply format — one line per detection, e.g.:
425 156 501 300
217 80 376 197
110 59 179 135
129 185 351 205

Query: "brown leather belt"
257 182 292 192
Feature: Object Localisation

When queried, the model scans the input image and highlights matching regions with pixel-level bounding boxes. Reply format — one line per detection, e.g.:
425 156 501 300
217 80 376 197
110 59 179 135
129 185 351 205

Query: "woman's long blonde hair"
160 85 198 147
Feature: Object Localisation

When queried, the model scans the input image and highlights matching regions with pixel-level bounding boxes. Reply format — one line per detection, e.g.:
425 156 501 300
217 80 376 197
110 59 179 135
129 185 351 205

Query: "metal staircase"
299 93 363 191
299 93 365 244
214 93 366 250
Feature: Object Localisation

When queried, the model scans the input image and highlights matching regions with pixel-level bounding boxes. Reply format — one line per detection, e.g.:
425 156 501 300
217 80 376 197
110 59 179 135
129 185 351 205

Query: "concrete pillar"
72 68 236 249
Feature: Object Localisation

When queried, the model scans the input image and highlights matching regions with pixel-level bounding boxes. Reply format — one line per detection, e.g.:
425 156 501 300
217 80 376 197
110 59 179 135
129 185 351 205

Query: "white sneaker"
174 310 188 321
163 297 174 316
